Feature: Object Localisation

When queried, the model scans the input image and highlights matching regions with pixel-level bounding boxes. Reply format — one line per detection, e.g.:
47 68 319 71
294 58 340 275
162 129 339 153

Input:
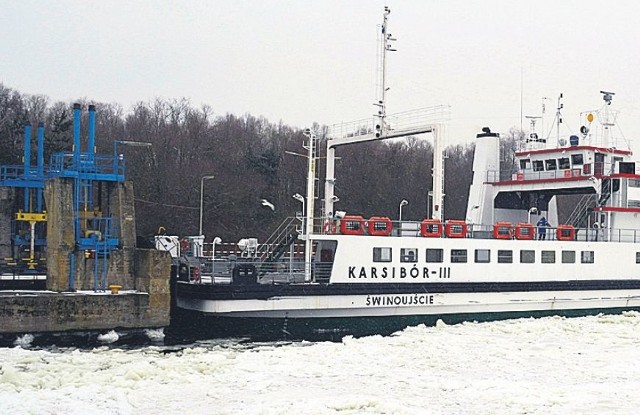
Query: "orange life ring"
179 239 190 255
323 221 337 234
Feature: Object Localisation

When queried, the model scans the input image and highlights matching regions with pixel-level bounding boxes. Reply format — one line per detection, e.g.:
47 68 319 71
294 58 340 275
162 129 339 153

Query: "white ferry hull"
177 289 640 319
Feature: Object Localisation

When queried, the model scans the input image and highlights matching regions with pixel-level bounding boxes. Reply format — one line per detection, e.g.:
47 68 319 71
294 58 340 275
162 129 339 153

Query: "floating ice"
1 314 640 414
96 330 119 344
13 334 34 348
144 328 165 342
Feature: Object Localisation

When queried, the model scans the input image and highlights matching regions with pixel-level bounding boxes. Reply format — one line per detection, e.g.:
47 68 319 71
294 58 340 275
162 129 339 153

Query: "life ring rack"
368 216 393 236
493 222 514 239
340 215 366 235
444 220 468 238
557 224 576 241
515 223 535 240
420 219 443 237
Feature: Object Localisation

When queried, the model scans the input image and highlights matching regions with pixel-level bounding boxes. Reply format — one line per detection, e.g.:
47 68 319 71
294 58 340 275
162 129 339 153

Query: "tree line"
0 84 520 245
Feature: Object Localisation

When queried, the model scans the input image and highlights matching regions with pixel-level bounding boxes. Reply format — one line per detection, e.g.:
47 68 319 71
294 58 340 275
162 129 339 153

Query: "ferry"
162 8 640 339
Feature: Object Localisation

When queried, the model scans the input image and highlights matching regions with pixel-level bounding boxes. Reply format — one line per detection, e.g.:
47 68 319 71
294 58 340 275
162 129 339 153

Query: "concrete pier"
0 177 171 337
0 249 169 333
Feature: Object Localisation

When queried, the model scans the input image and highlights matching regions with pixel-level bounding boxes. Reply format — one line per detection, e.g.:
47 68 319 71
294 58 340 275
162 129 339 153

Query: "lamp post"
528 207 538 224
399 199 408 222
293 193 305 218
199 175 215 236
211 236 222 260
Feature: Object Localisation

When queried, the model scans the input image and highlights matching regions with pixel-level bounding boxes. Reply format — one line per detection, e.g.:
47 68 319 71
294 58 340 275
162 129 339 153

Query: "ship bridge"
467 123 640 233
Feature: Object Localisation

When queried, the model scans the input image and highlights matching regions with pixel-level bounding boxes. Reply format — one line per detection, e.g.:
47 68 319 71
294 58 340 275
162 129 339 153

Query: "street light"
399 199 408 222
211 236 222 260
528 207 538 224
199 175 215 236
293 193 305 215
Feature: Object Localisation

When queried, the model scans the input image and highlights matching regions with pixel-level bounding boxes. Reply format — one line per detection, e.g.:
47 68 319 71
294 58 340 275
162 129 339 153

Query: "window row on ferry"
373 247 600 264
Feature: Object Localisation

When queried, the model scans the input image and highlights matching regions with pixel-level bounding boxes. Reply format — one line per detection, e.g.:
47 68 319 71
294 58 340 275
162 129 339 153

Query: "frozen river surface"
1 313 640 414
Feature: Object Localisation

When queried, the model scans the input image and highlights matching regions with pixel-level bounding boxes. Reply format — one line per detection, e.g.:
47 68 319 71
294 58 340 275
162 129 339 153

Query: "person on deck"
536 216 550 240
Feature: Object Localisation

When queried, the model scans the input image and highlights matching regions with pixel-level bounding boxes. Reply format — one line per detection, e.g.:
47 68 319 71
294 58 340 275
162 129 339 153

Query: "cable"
134 198 198 210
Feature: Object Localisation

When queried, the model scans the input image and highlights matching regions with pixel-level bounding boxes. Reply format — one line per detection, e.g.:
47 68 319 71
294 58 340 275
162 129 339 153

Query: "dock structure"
0 104 170 339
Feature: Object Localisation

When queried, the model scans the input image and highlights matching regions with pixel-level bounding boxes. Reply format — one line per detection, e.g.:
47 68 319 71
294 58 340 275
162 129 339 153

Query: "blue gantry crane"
1 103 126 291
0 122 48 274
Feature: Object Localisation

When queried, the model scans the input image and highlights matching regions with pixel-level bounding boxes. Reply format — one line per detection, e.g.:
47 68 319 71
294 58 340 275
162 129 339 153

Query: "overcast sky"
2 0 640 147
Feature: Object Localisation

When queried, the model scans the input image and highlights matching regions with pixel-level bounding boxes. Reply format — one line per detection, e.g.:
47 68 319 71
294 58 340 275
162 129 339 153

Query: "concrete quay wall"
0 249 171 335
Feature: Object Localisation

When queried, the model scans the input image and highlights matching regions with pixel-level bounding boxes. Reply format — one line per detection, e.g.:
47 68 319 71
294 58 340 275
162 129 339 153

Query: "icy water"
2 313 640 414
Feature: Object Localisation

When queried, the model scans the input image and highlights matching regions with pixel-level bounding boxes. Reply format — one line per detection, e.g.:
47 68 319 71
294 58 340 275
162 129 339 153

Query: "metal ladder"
257 216 301 262
566 179 612 228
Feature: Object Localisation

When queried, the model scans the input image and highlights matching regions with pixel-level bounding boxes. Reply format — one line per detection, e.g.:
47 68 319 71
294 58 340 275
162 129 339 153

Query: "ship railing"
202 241 306 258
327 105 451 140
467 223 640 243
313 217 640 243
486 163 616 183
196 257 332 285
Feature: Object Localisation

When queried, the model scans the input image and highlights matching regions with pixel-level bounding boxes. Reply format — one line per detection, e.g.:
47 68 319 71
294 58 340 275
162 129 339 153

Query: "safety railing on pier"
0 165 47 186
49 152 124 180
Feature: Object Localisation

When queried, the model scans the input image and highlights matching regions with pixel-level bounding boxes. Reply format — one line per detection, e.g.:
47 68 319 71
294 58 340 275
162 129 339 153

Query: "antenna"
375 6 397 136
600 90 615 105
555 93 564 146
599 90 616 146
541 96 549 139
524 115 543 150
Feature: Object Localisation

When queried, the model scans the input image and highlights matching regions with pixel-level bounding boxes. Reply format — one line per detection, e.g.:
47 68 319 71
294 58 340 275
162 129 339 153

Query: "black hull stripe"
176 279 640 301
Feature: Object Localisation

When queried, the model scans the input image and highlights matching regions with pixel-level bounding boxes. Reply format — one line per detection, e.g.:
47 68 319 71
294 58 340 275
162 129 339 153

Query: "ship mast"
375 6 396 134
302 128 316 283
323 7 448 226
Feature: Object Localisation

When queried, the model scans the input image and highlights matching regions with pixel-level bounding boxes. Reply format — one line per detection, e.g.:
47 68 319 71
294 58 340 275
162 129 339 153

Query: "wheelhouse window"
426 248 444 263
451 249 467 263
520 159 531 170
581 251 595 264
533 160 544 172
571 154 584 165
520 250 535 264
400 248 418 263
541 250 556 264
562 250 575 263
497 250 513 263
636 252 640 264
545 159 557 170
373 247 392 263
558 158 570 169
